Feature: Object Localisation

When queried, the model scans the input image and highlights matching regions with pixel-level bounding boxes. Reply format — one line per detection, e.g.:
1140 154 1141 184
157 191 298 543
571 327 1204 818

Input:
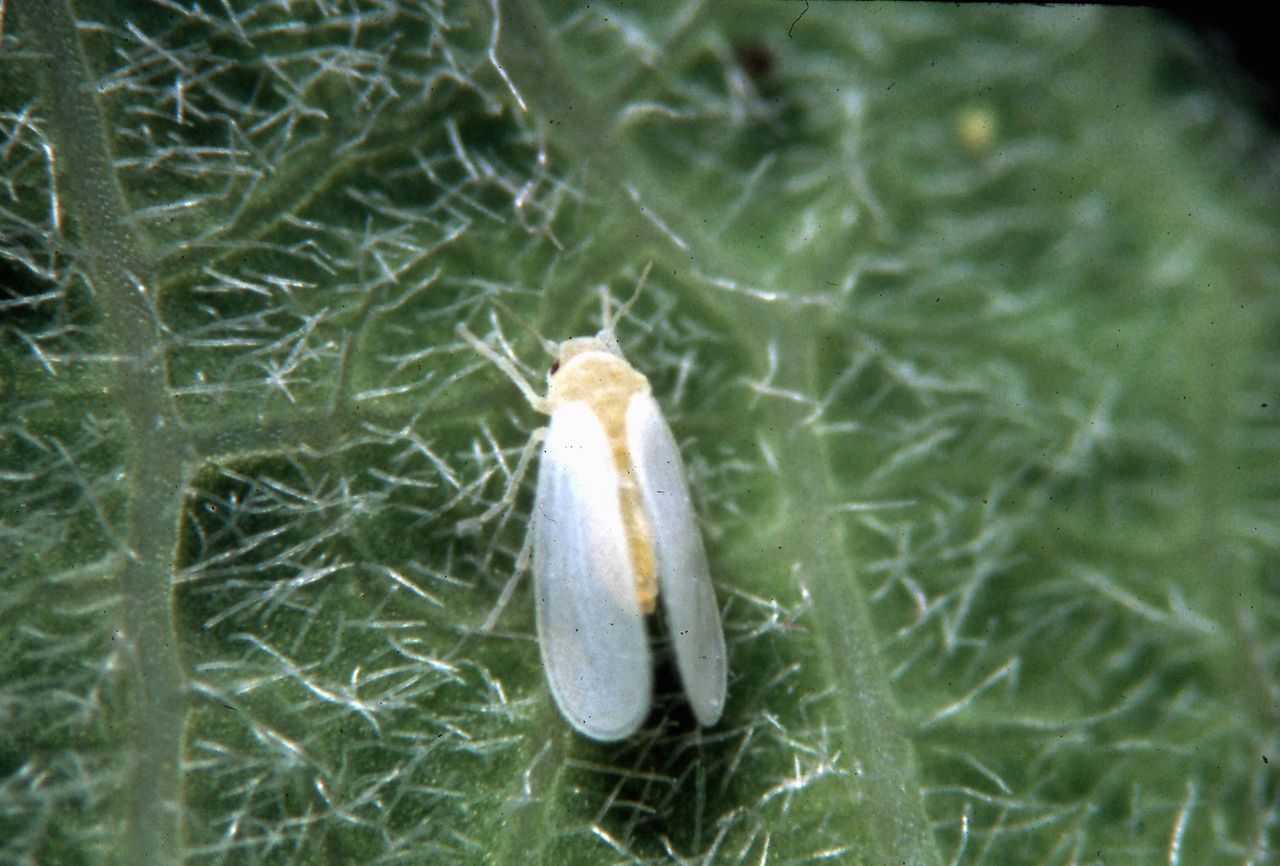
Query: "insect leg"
479 522 534 633
456 322 551 414
459 426 547 533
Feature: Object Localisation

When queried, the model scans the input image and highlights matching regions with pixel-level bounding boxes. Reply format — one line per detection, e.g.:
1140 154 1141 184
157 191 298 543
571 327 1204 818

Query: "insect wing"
533 402 653 741
627 393 727 727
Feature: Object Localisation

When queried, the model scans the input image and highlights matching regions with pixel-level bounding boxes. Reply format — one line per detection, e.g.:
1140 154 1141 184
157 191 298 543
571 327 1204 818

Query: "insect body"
459 298 726 742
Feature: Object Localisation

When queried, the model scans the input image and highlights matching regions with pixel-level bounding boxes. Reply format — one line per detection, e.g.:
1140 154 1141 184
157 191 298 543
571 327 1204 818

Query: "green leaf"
3 2 1278 865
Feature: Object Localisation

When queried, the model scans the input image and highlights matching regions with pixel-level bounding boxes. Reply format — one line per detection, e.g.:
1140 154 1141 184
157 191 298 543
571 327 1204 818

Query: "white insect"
457 281 727 742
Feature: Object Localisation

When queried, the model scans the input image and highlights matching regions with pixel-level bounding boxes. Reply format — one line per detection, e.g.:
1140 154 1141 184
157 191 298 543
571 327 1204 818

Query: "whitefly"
457 278 727 742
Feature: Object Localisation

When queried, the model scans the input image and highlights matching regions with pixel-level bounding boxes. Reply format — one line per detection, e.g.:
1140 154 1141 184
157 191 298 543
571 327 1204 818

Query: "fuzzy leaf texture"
2 2 1278 865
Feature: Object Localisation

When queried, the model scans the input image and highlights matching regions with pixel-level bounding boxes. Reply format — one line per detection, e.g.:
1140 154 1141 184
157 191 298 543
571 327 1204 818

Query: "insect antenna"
601 260 653 332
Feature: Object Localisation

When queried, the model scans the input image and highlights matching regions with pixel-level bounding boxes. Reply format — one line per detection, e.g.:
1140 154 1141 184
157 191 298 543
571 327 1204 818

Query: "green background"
2 2 1277 864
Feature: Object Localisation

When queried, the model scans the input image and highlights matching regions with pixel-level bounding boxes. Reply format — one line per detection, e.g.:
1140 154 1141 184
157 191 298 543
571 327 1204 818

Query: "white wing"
627 393 727 727
533 401 652 741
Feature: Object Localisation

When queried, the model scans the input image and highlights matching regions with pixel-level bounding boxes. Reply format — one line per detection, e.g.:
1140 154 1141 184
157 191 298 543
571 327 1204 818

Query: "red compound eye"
550 361 560 375
736 41 774 82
